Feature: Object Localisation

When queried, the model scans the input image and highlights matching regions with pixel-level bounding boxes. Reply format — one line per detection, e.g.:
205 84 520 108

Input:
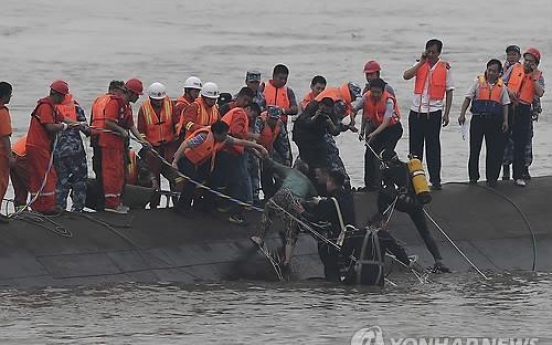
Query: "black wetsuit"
378 160 443 262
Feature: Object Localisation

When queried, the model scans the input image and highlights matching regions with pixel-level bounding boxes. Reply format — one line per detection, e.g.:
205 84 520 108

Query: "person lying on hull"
377 149 451 273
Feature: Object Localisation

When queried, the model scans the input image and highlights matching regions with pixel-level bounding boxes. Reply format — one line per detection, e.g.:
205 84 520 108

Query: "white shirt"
465 77 511 106
410 60 455 113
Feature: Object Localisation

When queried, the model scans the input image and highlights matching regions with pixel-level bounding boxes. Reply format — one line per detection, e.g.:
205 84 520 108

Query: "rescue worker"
502 46 544 183
171 120 268 217
174 76 202 137
54 95 89 212
179 82 221 139
377 149 450 273
255 106 291 199
218 87 255 224
137 82 178 207
90 80 126 210
246 103 262 203
458 59 510 187
219 86 255 116
503 48 545 187
10 136 29 211
358 78 403 191
299 75 327 112
251 157 318 274
261 64 299 125
98 78 150 214
125 148 161 208
26 80 79 214
0 82 14 222
403 39 455 190
243 71 266 112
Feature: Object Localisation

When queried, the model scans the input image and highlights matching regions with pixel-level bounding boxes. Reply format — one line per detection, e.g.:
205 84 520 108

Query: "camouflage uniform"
54 105 88 212
256 188 301 245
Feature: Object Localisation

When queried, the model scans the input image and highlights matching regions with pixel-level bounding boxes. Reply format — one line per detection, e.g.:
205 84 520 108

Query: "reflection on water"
1 273 551 344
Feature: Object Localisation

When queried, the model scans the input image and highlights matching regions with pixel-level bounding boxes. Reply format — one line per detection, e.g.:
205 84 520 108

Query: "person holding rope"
250 157 318 274
377 149 450 273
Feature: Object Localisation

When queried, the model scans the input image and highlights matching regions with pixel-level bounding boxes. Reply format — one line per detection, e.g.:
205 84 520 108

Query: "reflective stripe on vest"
362 91 401 126
507 63 537 105
140 96 174 146
414 61 448 100
184 127 225 170
263 81 290 122
184 98 220 138
257 112 281 152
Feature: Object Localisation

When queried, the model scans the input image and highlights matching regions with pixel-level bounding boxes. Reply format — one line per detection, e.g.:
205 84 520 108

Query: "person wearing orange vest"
299 75 327 112
178 82 221 140
53 94 90 212
171 120 268 217
261 64 298 124
174 76 202 137
26 80 80 214
255 106 291 199
502 47 545 187
137 82 179 206
0 82 14 222
403 39 454 190
98 78 150 214
458 59 511 187
359 78 404 191
10 136 29 212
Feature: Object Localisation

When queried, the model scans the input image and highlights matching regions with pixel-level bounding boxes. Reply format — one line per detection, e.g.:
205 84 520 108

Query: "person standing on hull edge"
171 121 267 217
218 87 255 224
245 103 262 204
503 48 545 187
99 78 150 214
26 80 78 215
255 106 291 199
54 94 90 212
137 82 178 208
174 76 202 138
403 39 454 190
501 45 544 182
241 71 266 113
359 78 403 192
250 158 318 276
179 82 221 140
0 82 15 222
458 59 510 187
90 80 126 210
299 75 327 112
377 149 450 273
261 64 297 163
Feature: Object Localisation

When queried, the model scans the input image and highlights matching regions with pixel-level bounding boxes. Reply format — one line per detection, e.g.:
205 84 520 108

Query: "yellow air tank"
407 157 432 204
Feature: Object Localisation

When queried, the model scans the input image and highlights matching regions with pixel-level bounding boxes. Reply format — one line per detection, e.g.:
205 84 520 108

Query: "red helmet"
125 78 144 95
524 47 541 63
50 80 69 95
363 60 381 74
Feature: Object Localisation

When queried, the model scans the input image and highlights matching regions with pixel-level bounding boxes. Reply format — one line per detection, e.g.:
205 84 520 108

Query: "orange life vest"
183 97 220 139
126 149 138 185
257 112 282 152
362 91 401 126
12 135 27 157
140 96 174 146
55 94 77 121
174 95 193 135
314 84 353 117
469 75 504 116
90 94 111 129
221 107 249 155
507 63 539 105
263 81 290 122
184 127 225 170
414 61 448 100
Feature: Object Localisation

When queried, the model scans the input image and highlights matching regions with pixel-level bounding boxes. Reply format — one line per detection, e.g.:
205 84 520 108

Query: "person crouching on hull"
458 59 510 187
377 149 450 273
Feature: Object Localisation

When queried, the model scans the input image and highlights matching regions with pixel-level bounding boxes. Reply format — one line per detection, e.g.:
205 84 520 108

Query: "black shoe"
430 183 442 190
432 261 451 274
486 180 497 188
468 180 478 185
521 171 531 180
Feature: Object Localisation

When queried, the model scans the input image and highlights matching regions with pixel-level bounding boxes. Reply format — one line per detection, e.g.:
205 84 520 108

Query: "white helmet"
183 76 202 90
201 82 220 99
147 82 166 100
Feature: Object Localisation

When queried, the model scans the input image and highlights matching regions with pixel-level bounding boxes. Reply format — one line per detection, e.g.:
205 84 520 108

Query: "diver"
376 149 451 273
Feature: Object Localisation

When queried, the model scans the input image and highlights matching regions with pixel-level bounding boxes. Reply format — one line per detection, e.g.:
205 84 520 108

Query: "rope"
13 211 73 238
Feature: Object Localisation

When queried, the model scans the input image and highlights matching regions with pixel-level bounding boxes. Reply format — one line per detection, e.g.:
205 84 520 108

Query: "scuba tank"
406 156 432 204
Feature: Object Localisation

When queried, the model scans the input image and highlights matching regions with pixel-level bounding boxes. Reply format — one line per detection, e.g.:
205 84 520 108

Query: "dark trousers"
468 115 505 182
408 110 442 185
378 191 443 262
364 123 403 188
511 104 532 180
175 158 210 211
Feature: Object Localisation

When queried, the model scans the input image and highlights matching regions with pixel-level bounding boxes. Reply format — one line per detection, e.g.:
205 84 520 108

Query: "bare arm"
443 89 453 126
458 97 471 125
172 140 190 167
403 60 425 80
